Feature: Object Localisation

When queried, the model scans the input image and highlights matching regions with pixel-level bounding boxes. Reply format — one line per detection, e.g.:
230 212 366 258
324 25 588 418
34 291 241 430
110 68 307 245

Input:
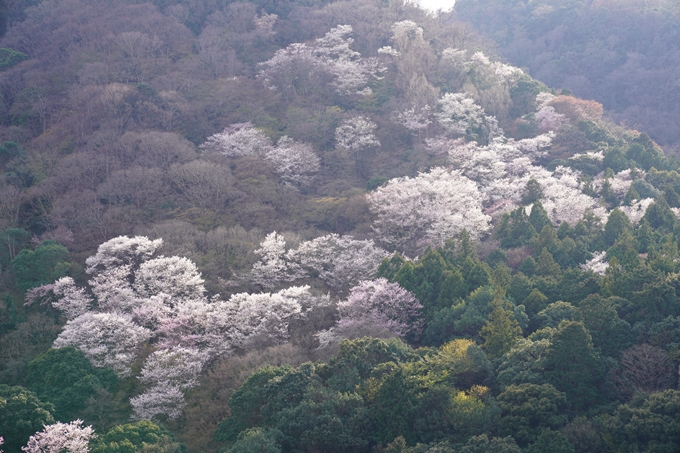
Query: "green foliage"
535 248 561 278
479 298 522 358
496 338 551 389
25 347 117 421
430 340 492 389
576 295 633 357
91 420 185 453
496 207 536 249
518 256 536 277
214 338 499 452
0 384 55 453
604 390 680 453
226 428 283 453
528 202 551 234
623 185 641 206
543 321 606 410
370 366 421 445
521 179 543 205
643 197 676 232
10 240 71 293
0 228 30 267
0 294 25 334
535 302 576 329
455 434 522 453
603 148 629 174
561 416 605 453
216 365 294 442
377 254 408 282
604 208 632 247
318 337 414 392
497 383 568 446
0 48 28 71
521 288 548 319
525 430 575 453
507 273 533 304
276 385 371 453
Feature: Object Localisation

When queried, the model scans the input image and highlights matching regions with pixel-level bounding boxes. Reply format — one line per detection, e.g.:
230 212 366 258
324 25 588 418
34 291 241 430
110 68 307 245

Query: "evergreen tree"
480 296 523 358
522 179 543 205
603 208 632 247
644 197 676 231
623 185 641 206
535 248 561 278
528 202 551 234
543 321 606 411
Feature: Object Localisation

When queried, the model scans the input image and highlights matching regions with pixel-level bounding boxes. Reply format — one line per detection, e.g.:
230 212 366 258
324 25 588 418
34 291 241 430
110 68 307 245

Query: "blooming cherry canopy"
335 115 380 156
258 25 382 97
200 124 319 186
368 167 491 253
28 235 330 420
249 232 390 293
337 278 424 338
21 420 95 453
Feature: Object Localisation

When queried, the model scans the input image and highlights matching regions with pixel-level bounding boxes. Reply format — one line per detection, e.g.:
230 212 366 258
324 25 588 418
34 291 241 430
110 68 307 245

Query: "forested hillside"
455 0 680 152
1 0 680 452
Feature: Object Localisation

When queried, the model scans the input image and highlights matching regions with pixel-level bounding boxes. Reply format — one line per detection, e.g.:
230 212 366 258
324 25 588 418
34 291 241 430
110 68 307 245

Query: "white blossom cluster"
391 106 432 133
200 123 320 186
435 92 486 136
199 122 273 157
580 251 609 276
369 88 651 252
22 420 94 453
368 167 492 253
258 25 383 96
620 198 655 224
335 116 380 155
250 232 390 293
29 236 329 420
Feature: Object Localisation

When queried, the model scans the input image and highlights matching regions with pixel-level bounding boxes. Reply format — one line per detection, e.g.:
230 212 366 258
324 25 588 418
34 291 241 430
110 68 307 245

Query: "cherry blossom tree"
26 277 91 320
249 232 389 292
391 106 432 138
336 278 423 338
52 312 153 376
424 136 464 157
580 251 609 276
381 20 439 107
22 420 95 453
129 385 186 421
335 115 380 158
265 137 320 186
84 236 163 274
620 198 654 224
250 232 304 289
30 235 333 420
367 167 491 253
199 122 273 157
258 25 381 98
535 106 567 132
201 125 320 186
288 234 390 292
133 256 205 299
139 347 209 391
436 93 485 136
130 347 210 421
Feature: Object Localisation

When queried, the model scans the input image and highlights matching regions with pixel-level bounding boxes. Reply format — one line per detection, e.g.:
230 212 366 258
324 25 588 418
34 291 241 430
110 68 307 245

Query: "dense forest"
1 0 680 452
455 0 680 153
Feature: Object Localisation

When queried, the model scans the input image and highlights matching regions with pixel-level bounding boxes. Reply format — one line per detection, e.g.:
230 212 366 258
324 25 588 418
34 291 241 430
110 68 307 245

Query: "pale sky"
416 0 456 14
